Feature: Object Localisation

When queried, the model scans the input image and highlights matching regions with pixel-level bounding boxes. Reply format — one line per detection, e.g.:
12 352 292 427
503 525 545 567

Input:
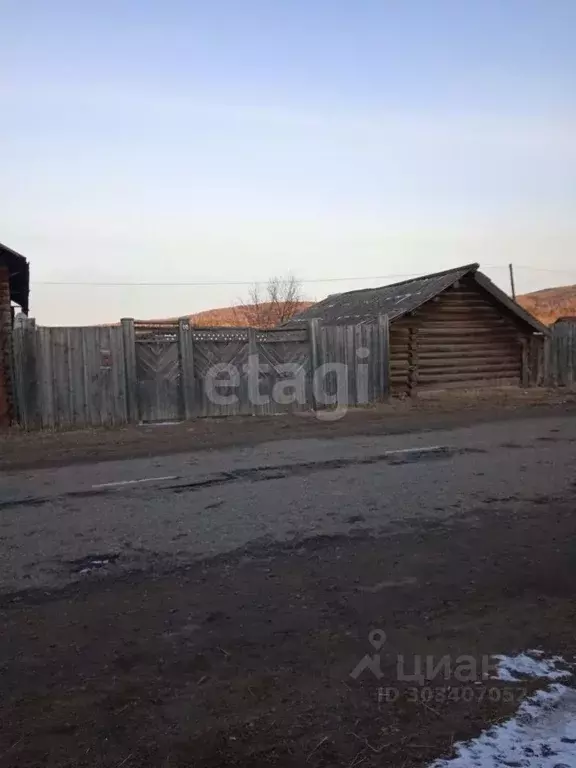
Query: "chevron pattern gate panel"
256 337 311 414
192 329 251 417
136 334 182 422
191 328 311 416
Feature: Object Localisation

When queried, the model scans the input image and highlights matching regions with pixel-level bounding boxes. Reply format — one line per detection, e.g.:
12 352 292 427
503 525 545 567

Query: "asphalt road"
1 413 575 595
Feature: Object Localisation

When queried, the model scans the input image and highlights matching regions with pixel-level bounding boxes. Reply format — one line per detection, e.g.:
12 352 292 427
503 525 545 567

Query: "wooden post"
25 318 38 427
509 264 516 300
378 314 390 401
308 319 320 411
121 318 139 423
247 327 258 415
178 317 195 420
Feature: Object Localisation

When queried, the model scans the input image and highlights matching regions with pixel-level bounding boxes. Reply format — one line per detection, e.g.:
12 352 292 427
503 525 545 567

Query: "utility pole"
509 263 516 301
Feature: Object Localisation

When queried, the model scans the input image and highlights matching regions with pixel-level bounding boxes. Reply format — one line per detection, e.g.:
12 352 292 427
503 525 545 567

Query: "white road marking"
384 445 449 456
91 475 178 489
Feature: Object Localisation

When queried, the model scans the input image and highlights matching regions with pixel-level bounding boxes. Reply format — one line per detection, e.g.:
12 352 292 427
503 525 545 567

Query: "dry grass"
518 284 576 325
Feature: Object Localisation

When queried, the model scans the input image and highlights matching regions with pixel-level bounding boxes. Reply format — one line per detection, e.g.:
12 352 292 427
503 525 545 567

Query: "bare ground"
2 388 576 471
1 487 576 767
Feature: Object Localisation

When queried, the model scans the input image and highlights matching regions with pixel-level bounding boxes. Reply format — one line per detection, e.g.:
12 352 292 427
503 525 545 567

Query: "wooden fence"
12 323 129 429
12 316 391 429
312 318 390 407
548 319 576 388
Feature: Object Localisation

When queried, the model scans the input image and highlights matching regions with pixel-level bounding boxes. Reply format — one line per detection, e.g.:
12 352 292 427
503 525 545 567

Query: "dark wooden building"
0 243 30 426
289 263 548 396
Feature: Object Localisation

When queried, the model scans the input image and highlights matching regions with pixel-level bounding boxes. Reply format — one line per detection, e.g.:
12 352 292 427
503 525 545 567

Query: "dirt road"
1 388 574 472
1 409 576 766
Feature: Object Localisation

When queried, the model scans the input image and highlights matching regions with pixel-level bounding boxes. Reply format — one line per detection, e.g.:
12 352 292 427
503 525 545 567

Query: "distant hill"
517 285 576 326
153 285 574 329
188 301 313 328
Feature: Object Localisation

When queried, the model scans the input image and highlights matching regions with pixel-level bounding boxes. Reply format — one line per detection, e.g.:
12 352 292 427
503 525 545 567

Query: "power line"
513 265 576 275
30 264 576 287
486 264 576 275
31 272 423 287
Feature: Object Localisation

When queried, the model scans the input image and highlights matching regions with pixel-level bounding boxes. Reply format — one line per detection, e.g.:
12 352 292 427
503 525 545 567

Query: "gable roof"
288 263 548 334
0 242 30 314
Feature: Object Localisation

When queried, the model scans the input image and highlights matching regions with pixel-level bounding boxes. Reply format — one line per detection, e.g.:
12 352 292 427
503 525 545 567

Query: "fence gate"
135 322 182 422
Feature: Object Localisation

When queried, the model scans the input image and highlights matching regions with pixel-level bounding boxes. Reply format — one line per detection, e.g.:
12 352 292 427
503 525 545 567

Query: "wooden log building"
0 243 30 427
289 263 548 396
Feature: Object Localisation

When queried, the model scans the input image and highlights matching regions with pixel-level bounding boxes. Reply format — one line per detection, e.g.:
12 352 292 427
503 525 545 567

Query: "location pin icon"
368 629 387 650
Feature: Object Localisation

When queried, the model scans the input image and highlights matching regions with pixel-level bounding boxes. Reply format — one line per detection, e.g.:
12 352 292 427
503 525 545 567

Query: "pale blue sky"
2 0 576 324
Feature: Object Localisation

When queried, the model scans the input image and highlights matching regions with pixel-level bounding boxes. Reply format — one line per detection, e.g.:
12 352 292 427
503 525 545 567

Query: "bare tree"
237 275 304 328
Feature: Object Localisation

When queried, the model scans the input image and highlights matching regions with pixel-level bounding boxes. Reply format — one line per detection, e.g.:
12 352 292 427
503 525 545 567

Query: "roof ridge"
326 263 479 301
0 241 27 261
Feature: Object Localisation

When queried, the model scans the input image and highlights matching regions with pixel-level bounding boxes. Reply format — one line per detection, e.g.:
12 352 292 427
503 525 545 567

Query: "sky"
2 0 576 325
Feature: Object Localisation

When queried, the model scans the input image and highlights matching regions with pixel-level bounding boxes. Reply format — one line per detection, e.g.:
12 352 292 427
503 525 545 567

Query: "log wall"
389 276 529 395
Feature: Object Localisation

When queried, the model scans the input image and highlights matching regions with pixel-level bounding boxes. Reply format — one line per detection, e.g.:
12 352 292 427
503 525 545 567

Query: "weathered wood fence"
13 323 129 429
12 316 391 429
548 319 576 388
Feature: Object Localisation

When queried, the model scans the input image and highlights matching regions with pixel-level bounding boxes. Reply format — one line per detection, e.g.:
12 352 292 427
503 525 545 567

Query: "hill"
188 301 313 328
157 285 575 329
517 285 576 326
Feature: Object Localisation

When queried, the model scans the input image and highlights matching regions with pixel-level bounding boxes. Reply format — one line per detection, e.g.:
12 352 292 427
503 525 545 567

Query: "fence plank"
346 324 355 405
38 328 55 428
51 328 67 426
377 314 390 400
68 328 82 425
110 326 126 424
12 327 24 426
308 319 320 411
178 318 195 420
355 323 366 404
80 328 92 425
121 319 138 422
247 327 257 415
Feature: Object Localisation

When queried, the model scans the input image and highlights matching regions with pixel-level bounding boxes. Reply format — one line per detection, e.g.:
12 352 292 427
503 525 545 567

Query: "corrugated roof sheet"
289 264 479 326
287 263 548 334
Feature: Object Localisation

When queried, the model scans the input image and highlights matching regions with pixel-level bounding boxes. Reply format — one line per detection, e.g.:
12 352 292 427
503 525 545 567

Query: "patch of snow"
431 684 576 767
430 652 576 767
493 652 571 683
